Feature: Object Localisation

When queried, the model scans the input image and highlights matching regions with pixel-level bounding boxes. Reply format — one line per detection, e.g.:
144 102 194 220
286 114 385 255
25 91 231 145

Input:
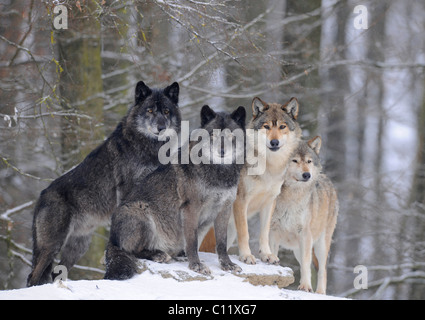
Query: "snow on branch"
0 201 35 223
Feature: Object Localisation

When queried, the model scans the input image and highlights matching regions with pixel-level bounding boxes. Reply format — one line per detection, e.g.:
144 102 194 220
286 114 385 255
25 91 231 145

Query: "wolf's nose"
157 124 166 132
302 172 311 180
270 139 279 147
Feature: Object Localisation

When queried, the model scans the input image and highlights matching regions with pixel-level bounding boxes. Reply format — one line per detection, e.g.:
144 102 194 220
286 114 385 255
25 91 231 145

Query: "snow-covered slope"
0 253 345 300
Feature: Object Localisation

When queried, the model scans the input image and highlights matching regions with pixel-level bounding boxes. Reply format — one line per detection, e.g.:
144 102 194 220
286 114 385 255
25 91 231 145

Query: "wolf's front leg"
313 232 328 294
233 198 256 264
297 229 313 292
214 205 242 273
182 202 211 275
258 199 279 264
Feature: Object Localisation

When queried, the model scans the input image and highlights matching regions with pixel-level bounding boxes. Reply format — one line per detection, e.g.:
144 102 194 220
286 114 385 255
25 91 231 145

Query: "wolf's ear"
308 136 322 155
283 97 299 120
135 81 152 104
201 105 216 127
252 97 268 118
231 106 246 129
164 82 179 105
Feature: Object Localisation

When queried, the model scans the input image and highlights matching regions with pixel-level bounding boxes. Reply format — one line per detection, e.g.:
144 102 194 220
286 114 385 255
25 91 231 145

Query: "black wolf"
104 105 246 280
27 81 181 286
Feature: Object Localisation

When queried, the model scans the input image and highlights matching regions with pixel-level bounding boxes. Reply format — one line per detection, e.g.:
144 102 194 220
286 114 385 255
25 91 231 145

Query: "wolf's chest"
243 172 284 214
272 197 310 233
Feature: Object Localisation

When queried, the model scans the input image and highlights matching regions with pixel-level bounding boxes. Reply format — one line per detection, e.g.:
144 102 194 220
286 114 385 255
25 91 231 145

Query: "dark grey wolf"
269 137 339 294
27 81 181 286
231 97 302 265
104 105 246 280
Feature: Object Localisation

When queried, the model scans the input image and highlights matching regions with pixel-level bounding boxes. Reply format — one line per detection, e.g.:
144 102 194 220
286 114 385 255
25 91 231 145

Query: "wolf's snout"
157 122 167 132
302 172 311 181
270 139 279 147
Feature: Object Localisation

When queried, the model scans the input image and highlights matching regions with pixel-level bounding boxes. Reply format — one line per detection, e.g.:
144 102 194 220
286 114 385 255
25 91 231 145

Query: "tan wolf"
232 96 302 264
269 136 338 294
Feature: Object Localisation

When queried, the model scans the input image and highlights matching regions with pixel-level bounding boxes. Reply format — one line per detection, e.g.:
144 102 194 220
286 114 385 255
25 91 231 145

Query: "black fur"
27 81 181 286
104 105 246 280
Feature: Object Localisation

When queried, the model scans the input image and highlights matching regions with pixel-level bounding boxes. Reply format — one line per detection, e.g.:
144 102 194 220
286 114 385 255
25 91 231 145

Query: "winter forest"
0 0 424 299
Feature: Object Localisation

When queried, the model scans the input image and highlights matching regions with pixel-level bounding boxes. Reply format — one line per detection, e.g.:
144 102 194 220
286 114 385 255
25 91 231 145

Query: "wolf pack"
26 81 338 295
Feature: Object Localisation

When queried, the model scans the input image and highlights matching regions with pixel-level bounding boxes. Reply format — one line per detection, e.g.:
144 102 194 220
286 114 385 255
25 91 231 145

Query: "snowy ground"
0 253 346 300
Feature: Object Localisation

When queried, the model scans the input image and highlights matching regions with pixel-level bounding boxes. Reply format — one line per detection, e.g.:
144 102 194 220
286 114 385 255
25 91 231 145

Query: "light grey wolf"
104 105 246 280
27 81 181 286
269 136 338 294
231 96 302 265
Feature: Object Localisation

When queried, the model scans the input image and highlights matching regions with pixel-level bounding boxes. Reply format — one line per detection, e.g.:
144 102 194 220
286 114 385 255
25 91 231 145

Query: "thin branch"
329 261 425 272
320 59 425 70
183 65 314 99
155 3 242 65
174 6 274 83
0 201 35 222
0 235 105 275
0 111 93 122
0 34 54 91
8 0 35 66
161 1 239 27
339 271 425 298
1 156 54 182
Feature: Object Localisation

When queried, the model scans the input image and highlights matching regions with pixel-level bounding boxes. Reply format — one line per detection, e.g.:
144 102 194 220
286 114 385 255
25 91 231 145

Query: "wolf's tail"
104 243 139 280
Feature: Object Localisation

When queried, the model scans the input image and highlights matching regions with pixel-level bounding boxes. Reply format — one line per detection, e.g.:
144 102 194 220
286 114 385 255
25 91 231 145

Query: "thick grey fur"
104 105 246 280
27 81 181 286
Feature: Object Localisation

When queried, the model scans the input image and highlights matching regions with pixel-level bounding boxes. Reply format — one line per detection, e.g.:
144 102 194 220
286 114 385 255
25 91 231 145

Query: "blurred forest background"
1 0 425 299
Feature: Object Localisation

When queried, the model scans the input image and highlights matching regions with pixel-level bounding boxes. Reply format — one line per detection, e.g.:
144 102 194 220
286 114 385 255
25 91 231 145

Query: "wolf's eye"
279 125 286 129
263 124 270 130
147 108 153 113
164 109 169 115
307 160 312 163
292 159 298 163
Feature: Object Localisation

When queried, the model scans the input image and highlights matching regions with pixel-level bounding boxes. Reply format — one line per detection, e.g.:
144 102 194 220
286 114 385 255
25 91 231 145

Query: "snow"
0 253 346 300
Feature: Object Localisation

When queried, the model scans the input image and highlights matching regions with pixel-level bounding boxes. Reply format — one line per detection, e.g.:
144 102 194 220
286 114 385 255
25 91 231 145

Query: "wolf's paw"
298 283 313 293
152 251 172 263
189 262 211 275
315 288 326 295
239 254 256 265
259 252 279 265
220 261 242 273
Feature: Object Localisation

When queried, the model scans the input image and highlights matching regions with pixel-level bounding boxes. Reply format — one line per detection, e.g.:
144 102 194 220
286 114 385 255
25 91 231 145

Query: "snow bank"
0 253 345 300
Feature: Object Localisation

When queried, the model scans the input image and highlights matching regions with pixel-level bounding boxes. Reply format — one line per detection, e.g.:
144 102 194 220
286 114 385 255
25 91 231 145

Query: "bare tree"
1 0 425 298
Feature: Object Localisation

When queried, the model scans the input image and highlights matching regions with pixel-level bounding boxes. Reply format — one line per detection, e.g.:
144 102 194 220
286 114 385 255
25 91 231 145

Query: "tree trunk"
56 0 105 276
57 0 104 171
320 0 348 183
410 88 425 205
284 0 322 136
408 74 425 299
